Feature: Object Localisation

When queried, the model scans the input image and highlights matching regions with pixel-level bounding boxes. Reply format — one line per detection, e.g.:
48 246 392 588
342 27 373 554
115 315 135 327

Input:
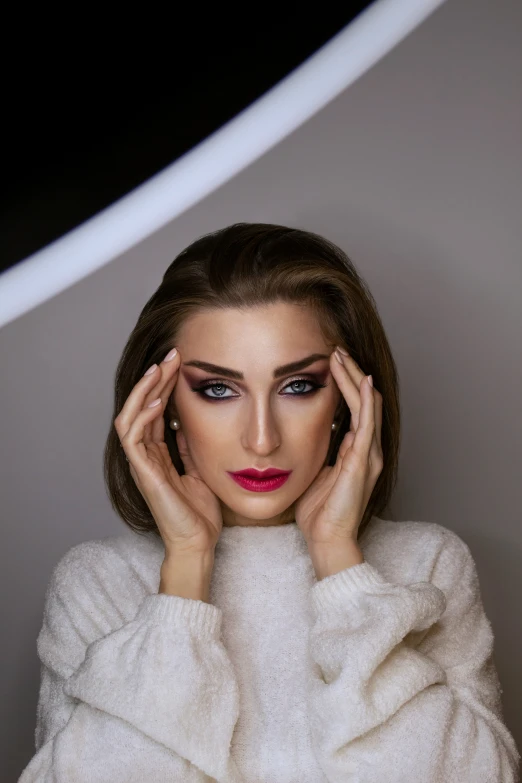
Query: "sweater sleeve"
18 542 244 783
306 528 521 783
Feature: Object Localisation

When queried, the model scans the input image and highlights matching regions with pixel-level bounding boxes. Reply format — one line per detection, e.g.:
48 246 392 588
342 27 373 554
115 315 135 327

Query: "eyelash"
192 376 327 401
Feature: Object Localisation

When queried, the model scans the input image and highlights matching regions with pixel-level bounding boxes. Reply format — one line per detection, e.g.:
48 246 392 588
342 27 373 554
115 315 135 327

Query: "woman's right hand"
114 348 223 557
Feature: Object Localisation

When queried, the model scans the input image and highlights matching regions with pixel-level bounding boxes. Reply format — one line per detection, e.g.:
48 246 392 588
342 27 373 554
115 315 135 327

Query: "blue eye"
199 382 233 399
284 379 316 395
192 377 326 401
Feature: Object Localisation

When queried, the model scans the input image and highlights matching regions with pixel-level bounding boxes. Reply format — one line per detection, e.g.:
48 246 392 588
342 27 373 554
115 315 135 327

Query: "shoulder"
37 531 165 677
362 516 476 588
48 530 165 595
363 517 489 640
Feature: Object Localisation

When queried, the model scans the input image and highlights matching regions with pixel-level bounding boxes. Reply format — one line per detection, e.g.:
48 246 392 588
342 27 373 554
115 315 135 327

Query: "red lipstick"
228 467 292 492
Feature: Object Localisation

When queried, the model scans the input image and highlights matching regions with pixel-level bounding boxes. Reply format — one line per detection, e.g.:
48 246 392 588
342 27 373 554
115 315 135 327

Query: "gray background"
3 0 520 779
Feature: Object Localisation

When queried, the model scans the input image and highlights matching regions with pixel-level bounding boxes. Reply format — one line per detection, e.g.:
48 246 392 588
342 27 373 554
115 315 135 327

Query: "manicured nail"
147 398 162 408
334 349 343 364
144 364 157 376
336 346 349 355
368 375 373 387
164 348 177 361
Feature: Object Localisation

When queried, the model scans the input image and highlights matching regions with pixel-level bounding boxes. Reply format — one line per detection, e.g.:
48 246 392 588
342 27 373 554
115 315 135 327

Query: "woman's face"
171 302 342 527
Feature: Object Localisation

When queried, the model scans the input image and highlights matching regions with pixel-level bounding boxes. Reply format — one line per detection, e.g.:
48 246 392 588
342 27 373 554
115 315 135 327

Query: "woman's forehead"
178 302 325 342
176 305 332 378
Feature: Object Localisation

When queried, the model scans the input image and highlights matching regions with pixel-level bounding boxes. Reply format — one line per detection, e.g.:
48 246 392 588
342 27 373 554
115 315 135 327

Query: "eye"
195 382 235 400
192 376 326 401
282 378 325 395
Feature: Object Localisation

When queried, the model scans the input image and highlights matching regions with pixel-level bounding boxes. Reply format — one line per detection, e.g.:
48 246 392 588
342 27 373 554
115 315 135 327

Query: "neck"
221 502 296 528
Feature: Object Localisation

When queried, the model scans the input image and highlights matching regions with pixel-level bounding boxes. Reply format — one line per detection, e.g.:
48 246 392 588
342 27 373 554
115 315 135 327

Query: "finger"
335 346 368 419
337 379 382 483
114 365 160 443
120 399 170 473
344 356 382 460
352 374 376 464
144 350 181 444
373 389 383 454
336 373 374 465
175 428 200 478
335 346 383 455
333 350 384 507
150 366 180 444
330 349 361 431
114 349 179 444
337 429 356 461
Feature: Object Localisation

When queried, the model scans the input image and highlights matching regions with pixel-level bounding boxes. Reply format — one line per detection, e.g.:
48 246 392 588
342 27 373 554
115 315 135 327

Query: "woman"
20 223 520 782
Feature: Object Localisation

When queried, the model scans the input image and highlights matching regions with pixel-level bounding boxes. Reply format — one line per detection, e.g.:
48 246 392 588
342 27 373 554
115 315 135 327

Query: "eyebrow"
182 353 330 380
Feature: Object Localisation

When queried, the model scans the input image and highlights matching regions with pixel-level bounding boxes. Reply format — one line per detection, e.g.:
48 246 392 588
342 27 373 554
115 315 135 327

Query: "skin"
164 301 382 531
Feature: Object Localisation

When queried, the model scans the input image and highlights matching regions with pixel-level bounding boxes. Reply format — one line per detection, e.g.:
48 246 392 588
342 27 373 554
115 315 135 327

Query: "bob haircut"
104 222 400 541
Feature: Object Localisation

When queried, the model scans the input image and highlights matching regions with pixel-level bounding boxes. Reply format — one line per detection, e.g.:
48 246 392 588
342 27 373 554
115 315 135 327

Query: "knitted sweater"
19 516 520 782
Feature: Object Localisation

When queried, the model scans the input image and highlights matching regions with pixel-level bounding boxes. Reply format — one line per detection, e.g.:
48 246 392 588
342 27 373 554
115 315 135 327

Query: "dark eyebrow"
182 353 330 380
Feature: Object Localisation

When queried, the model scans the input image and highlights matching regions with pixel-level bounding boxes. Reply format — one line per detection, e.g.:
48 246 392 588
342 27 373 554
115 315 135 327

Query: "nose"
241 402 281 455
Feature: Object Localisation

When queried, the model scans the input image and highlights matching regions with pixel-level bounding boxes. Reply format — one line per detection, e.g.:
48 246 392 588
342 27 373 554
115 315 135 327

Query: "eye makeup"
190 374 328 402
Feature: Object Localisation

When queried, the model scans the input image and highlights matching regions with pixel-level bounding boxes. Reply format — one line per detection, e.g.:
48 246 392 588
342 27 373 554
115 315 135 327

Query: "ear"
165 405 180 434
165 395 177 422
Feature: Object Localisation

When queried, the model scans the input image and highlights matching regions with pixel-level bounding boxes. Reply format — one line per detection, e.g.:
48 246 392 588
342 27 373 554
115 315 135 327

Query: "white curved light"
0 0 446 329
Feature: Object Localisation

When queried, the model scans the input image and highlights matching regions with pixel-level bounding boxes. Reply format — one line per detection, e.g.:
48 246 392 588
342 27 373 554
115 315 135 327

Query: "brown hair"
104 222 400 541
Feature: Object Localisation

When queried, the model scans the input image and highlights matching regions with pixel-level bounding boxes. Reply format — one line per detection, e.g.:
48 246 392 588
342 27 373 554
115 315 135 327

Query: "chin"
223 493 296 519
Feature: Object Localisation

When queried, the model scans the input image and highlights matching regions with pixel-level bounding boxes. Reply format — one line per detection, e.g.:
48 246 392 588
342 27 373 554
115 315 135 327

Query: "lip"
227 468 292 493
232 468 291 478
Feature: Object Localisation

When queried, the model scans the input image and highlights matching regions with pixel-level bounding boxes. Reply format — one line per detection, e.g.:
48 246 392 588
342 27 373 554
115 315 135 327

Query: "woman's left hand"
294 347 384 548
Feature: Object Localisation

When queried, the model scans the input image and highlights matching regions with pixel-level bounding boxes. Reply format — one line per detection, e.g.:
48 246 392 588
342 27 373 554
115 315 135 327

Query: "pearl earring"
331 421 338 431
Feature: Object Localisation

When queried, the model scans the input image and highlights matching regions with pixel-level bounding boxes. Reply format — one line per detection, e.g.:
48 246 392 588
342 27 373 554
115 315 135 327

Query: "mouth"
227 468 292 493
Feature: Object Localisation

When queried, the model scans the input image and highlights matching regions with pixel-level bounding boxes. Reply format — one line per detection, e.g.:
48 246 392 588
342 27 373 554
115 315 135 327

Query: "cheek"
290 417 332 465
178 409 232 465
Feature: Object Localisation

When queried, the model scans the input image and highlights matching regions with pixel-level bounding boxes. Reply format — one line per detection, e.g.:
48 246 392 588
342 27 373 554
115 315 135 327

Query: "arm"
159 550 215 602
19 542 244 783
306 530 520 783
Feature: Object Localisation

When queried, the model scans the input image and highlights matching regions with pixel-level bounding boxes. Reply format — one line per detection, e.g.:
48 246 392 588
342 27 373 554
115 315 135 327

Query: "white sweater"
19 516 520 783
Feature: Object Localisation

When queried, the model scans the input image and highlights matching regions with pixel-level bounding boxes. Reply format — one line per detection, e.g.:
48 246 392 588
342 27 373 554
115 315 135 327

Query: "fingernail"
368 375 373 387
164 348 177 362
144 364 157 375
336 346 349 355
147 398 162 408
334 349 343 364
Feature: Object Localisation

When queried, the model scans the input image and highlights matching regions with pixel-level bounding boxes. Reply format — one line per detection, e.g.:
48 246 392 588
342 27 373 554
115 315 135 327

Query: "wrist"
309 540 364 581
159 550 215 602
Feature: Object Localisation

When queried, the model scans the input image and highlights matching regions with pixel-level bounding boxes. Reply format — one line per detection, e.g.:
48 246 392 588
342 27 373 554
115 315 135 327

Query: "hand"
294 346 383 548
114 348 223 556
